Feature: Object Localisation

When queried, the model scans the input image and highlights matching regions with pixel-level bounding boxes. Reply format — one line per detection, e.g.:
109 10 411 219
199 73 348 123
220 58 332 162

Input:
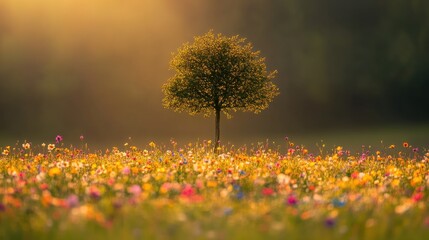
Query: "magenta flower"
287 195 298 206
55 135 63 143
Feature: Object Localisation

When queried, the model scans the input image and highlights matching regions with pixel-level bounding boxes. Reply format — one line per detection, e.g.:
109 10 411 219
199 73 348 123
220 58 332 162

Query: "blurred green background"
0 0 428 149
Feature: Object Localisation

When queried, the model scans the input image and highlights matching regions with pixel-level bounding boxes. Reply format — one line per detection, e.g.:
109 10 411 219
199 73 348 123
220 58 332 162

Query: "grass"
0 137 428 240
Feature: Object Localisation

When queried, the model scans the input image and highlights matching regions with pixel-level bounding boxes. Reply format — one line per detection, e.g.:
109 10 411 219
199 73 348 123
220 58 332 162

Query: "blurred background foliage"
0 0 428 146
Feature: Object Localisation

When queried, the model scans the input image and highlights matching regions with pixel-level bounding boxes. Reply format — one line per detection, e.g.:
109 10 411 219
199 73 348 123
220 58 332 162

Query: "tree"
162 30 279 150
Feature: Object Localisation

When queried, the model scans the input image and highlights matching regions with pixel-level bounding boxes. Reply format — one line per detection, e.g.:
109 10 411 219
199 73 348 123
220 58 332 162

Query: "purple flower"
55 135 63 143
66 194 79 208
325 218 336 227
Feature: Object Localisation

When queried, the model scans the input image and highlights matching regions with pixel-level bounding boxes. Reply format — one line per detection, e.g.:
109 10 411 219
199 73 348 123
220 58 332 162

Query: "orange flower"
2 149 9 156
403 142 409 148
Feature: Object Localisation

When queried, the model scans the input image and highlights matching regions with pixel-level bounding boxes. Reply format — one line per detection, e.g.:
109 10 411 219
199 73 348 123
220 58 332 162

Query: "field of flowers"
1 137 429 240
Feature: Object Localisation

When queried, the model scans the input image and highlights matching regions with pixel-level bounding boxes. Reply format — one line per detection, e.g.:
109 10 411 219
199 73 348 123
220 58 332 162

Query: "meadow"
1 137 428 240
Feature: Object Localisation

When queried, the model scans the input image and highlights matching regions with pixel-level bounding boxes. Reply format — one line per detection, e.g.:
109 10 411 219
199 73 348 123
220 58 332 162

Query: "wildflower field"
1 138 429 240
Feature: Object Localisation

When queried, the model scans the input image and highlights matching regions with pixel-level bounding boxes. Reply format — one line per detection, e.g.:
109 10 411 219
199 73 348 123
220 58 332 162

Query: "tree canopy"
162 30 279 147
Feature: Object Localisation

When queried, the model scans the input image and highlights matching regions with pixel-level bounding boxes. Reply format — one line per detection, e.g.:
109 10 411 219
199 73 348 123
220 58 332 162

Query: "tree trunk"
214 108 220 152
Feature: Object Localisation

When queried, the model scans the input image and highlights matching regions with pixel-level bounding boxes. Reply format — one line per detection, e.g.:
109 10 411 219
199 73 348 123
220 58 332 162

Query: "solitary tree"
162 31 279 150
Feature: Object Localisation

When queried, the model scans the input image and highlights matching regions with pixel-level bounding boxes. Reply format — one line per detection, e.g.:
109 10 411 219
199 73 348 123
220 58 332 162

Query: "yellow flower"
48 167 61 177
149 142 156 148
391 179 400 188
143 150 149 156
411 176 422 187
206 180 217 187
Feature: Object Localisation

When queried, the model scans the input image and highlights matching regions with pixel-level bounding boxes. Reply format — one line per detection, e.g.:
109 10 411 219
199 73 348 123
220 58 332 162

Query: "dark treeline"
0 0 428 143
220 0 429 128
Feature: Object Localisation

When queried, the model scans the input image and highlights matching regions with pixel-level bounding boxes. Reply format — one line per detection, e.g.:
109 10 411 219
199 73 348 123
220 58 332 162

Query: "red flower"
39 183 49 190
262 187 274 196
180 185 203 203
181 185 196 197
412 192 424 202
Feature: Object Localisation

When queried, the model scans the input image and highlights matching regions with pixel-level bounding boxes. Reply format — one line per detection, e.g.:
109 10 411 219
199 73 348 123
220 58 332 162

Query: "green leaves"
162 30 279 117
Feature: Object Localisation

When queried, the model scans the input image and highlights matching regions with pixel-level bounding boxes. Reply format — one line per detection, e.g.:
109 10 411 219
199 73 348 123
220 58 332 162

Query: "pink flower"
107 178 115 186
122 166 130 175
128 185 142 196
